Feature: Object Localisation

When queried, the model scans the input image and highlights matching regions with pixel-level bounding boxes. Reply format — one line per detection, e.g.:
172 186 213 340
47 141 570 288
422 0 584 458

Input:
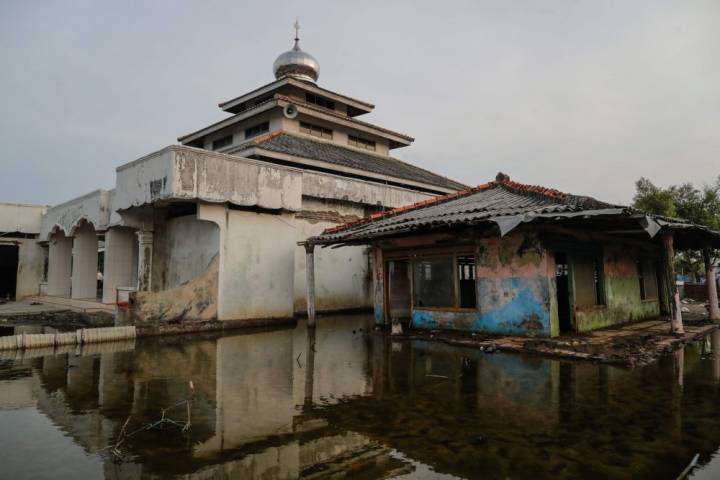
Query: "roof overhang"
275 96 413 147
219 77 374 116
178 99 278 144
233 144 457 195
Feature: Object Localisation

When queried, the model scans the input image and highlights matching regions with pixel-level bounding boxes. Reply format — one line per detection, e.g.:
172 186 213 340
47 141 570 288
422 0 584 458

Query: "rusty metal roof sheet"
309 174 720 248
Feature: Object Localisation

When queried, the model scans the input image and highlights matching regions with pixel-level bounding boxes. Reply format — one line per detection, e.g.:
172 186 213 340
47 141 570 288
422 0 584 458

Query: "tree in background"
633 176 720 281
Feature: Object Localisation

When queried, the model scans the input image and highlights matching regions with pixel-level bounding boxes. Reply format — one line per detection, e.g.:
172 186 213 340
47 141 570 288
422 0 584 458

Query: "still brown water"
1 314 720 479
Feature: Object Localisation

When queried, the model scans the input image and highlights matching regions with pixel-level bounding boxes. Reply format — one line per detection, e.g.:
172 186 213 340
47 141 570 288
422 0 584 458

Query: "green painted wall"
574 245 660 332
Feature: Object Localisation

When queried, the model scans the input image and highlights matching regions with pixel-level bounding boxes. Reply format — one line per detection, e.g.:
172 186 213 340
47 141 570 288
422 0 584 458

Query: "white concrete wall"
114 146 303 213
102 227 136 304
153 215 219 290
302 170 431 208
0 203 46 234
15 238 45 299
293 198 372 313
71 222 98 299
39 190 110 241
47 232 72 297
199 203 296 321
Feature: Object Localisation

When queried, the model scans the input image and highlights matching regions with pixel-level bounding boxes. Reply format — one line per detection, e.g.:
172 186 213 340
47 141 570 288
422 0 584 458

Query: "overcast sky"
1 0 718 206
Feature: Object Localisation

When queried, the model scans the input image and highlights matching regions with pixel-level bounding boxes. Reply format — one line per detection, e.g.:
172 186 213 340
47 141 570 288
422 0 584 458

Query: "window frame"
348 134 377 151
244 121 269 139
385 248 477 313
299 121 333 139
211 135 233 150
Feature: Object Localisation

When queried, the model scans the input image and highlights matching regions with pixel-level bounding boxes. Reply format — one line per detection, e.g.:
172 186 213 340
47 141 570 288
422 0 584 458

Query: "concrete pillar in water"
136 230 153 291
102 227 136 304
71 222 99 299
703 247 719 322
47 232 72 297
304 243 316 328
661 234 684 334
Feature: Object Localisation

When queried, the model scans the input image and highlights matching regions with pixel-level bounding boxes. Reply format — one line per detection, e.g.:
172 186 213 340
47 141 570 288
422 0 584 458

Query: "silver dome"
273 38 320 83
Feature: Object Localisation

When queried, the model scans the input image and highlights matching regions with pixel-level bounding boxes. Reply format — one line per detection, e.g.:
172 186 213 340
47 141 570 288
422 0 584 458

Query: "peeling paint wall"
151 214 219 291
39 190 110 241
114 146 303 213
409 232 553 337
130 254 218 325
199 203 296 322
12 238 44 299
574 244 660 332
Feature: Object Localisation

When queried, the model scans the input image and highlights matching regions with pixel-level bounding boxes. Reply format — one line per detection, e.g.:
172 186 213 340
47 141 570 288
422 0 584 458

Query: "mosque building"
0 26 465 329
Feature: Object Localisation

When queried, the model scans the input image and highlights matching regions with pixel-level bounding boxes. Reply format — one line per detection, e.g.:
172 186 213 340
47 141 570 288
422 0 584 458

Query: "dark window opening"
636 259 646 300
212 135 233 150
305 93 335 110
348 134 376 151
300 121 333 139
413 257 454 308
387 260 411 322
555 252 572 333
0 244 19 300
245 121 269 139
457 255 476 308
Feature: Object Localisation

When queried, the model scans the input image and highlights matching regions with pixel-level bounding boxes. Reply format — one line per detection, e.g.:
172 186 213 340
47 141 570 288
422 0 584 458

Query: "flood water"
2 314 720 479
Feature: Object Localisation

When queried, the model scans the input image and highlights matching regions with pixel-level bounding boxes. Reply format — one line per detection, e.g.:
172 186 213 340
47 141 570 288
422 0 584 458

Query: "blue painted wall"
411 277 551 337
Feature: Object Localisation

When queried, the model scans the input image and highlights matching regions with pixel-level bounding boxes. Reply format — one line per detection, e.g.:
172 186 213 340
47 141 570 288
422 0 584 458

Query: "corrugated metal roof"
309 175 720 247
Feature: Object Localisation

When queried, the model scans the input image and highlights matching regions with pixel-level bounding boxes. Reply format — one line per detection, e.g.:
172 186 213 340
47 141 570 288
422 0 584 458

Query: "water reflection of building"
2 314 409 478
4 318 719 479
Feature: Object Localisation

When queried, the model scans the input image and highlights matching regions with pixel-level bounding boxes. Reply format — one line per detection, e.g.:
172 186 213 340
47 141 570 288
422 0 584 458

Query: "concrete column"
47 233 72 297
304 243 316 328
703 248 719 322
661 234 684 334
102 227 136 304
71 223 99 299
137 230 153 291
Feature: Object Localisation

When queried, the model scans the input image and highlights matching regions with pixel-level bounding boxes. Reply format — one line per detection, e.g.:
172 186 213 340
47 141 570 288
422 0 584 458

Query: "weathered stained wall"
11 238 44 299
574 244 660 332
114 146 303 213
152 214 219 291
0 203 46 234
294 197 371 313
409 232 554 337
131 254 219 325
39 190 110 241
199 203 296 322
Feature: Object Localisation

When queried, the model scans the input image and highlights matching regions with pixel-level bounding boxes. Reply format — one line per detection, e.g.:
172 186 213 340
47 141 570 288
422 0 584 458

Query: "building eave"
233 144 458 195
218 77 374 116
177 98 278 144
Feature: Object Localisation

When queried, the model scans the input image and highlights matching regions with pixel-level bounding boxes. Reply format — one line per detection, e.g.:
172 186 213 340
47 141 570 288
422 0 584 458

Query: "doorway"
555 252 572 334
387 260 411 325
0 244 19 300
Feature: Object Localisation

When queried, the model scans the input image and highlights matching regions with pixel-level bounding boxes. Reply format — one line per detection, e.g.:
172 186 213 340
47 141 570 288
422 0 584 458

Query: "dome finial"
293 18 300 48
273 20 320 83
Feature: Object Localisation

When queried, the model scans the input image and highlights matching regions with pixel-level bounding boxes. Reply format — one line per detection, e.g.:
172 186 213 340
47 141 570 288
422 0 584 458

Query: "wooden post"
661 233 684 334
703 247 720 322
304 243 316 328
